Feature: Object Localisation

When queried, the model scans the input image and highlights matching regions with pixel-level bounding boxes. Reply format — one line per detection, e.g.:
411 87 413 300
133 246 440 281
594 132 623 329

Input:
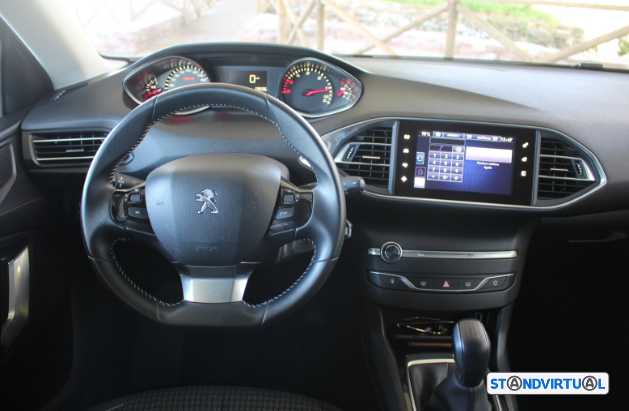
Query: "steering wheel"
81 84 346 329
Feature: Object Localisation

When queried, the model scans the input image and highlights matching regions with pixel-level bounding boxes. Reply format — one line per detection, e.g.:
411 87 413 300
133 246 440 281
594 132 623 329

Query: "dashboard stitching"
110 238 182 307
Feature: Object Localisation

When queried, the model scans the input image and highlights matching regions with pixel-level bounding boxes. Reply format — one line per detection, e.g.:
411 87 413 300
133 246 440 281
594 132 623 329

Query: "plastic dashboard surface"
18 44 629 215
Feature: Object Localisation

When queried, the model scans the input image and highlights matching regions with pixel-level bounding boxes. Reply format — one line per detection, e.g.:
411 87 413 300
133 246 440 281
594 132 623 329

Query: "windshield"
73 0 629 69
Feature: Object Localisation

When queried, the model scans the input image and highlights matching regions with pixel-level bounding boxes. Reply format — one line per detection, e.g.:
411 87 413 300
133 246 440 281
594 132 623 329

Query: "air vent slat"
336 125 393 187
537 137 595 200
31 131 108 164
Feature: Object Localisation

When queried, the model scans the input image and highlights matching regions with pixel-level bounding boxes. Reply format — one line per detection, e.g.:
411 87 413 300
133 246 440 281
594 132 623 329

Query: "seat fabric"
88 386 343 411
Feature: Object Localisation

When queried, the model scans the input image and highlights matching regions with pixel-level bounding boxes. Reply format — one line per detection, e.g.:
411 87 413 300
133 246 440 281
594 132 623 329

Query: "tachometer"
165 64 209 90
278 58 363 117
280 65 333 113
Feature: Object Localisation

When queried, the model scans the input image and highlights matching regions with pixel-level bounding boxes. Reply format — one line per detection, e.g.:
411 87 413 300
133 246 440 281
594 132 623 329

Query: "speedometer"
278 59 363 117
165 64 209 90
123 57 211 115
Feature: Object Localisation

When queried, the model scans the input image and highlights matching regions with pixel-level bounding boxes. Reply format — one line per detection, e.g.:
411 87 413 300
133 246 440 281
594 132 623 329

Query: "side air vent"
31 131 108 164
537 137 596 200
335 125 393 187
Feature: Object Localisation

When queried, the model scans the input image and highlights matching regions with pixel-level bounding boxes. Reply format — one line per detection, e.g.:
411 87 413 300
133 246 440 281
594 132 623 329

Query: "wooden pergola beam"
321 0 397 55
445 0 459 58
282 0 311 47
457 3 534 62
286 0 317 45
316 0 324 50
354 3 449 55
537 24 629 63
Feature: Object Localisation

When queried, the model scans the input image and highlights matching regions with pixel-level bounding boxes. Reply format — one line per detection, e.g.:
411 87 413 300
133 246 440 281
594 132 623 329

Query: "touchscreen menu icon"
416 152 425 165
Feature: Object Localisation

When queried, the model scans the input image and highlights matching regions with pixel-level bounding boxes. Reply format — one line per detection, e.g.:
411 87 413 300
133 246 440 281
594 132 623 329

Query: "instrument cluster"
123 56 362 117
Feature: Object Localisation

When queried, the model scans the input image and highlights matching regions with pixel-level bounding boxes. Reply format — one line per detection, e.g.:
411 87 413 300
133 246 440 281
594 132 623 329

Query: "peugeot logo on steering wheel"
195 189 219 214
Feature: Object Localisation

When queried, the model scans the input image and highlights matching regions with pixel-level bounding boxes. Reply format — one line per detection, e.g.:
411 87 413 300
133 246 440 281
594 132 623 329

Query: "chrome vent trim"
537 137 597 200
334 125 393 187
30 131 108 164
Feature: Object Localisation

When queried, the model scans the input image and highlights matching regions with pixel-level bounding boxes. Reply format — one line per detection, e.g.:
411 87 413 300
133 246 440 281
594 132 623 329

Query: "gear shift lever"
453 318 491 386
426 319 492 411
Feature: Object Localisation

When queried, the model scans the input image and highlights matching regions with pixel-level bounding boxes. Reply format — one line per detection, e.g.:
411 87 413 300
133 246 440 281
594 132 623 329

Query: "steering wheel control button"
341 176 363 195
268 220 296 233
129 193 142 202
113 173 143 189
381 242 403 263
128 207 149 219
481 276 507 290
274 207 295 220
282 193 295 203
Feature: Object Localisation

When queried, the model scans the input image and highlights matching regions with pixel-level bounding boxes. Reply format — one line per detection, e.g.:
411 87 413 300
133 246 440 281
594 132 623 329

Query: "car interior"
0 1 626 411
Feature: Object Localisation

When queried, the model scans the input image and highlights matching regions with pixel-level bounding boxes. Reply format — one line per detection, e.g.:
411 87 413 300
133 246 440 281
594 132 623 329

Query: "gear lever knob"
453 318 491 387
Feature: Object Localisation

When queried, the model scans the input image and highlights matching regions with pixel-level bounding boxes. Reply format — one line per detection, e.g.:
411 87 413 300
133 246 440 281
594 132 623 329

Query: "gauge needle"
146 89 163 97
337 90 346 97
304 89 329 96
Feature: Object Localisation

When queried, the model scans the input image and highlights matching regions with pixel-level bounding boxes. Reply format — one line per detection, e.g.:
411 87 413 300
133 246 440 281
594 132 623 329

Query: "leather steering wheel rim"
81 83 346 329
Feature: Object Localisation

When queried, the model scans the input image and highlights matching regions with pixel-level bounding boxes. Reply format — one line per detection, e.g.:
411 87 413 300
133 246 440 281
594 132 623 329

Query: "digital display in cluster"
228 70 268 92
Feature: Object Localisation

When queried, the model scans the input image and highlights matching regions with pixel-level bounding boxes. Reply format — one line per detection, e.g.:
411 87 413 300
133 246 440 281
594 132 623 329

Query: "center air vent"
537 136 596 200
31 131 108 165
335 125 392 187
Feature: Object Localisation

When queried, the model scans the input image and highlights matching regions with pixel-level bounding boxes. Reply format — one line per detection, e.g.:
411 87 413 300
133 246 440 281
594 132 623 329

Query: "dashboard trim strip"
320 117 607 210
32 137 106 143
367 248 517 259
335 161 390 167
1 246 30 348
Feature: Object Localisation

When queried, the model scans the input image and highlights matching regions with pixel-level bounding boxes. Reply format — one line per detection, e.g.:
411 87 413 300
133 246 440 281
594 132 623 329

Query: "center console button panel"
368 271 514 293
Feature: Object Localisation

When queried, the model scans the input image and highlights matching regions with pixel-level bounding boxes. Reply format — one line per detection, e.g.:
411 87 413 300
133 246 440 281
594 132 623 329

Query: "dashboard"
18 43 629 216
4 41 627 411
123 55 362 117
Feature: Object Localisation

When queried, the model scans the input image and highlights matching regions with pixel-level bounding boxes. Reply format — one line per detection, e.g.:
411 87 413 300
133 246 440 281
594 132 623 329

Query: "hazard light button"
439 279 457 289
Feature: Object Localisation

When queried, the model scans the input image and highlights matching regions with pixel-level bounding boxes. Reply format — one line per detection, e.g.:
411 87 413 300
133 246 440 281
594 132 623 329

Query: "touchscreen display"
413 130 515 195
228 70 268 92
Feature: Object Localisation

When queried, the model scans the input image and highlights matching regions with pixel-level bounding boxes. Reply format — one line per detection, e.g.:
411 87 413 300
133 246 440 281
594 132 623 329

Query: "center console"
326 118 606 411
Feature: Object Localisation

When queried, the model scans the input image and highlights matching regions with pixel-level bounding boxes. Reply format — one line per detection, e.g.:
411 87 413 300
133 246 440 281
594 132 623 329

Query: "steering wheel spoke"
242 180 314 263
175 263 258 303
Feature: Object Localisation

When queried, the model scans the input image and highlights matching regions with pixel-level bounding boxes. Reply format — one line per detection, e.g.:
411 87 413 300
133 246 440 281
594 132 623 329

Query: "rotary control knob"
381 242 402 263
